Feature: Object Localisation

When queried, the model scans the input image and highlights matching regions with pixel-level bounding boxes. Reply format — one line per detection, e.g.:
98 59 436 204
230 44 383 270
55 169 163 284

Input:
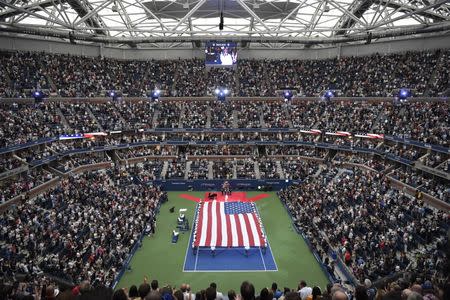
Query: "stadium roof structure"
0 0 449 48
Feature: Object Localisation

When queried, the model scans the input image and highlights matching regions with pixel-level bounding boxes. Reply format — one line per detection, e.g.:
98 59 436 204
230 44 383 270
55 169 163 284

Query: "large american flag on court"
193 201 267 248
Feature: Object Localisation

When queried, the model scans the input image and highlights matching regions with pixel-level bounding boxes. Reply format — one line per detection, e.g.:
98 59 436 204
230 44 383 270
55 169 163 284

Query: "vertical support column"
99 43 104 58
336 43 342 60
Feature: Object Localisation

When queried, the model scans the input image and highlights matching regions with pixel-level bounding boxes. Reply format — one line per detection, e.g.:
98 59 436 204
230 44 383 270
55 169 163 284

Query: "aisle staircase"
254 160 261 179
424 50 445 96
55 107 71 130
86 106 104 131
231 110 239 128
276 161 285 179
152 109 160 128
283 105 294 128
208 161 214 179
178 104 186 128
259 106 266 128
161 161 169 179
206 105 212 128
184 161 191 179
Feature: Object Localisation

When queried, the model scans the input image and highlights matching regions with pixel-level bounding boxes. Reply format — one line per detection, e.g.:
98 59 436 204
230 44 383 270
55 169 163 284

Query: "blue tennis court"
183 203 277 272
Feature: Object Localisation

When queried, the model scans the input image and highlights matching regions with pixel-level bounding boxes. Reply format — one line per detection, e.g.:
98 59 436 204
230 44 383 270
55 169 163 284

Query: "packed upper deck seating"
1 49 448 98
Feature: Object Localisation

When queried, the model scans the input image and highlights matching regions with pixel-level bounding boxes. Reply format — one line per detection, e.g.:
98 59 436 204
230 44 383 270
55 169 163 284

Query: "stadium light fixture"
324 90 334 101
109 91 118 101
151 88 161 101
283 90 293 102
215 87 229 102
32 90 45 103
398 88 410 101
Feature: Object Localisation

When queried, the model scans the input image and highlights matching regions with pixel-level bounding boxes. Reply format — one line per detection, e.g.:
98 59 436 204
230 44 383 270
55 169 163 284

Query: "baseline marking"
194 247 200 271
254 203 279 271
259 247 267 271
182 203 199 272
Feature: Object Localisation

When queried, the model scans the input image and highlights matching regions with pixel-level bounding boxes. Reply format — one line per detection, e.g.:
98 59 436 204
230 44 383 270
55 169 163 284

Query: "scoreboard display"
205 42 238 66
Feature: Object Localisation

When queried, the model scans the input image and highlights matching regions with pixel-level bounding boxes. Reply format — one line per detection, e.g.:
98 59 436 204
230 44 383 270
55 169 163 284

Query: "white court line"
194 247 200 271
182 203 199 272
254 203 279 272
183 200 279 272
259 247 267 271
183 269 278 273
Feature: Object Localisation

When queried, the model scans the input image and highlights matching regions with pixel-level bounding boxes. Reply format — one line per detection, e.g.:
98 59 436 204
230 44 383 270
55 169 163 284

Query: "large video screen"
205 42 237 66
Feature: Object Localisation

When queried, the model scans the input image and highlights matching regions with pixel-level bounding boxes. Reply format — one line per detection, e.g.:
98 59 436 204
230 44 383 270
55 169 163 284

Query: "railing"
386 175 450 212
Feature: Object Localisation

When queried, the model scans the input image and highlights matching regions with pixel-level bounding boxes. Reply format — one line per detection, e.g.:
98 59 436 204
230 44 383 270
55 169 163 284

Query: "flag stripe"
195 202 204 245
230 214 238 247
220 203 227 247
246 213 260 247
242 213 255 246
194 201 266 248
236 214 245 246
225 213 232 247
204 202 213 246
199 202 208 246
250 212 264 246
210 201 218 246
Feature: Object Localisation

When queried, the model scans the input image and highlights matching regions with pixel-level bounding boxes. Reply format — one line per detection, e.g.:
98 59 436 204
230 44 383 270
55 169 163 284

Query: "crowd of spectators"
0 103 64 147
172 58 206 97
0 100 448 148
89 103 128 131
2 265 449 300
117 146 176 159
180 101 209 128
380 144 426 161
131 161 164 182
53 152 111 173
0 154 23 173
428 50 450 96
18 146 55 164
0 168 165 289
236 159 256 179
210 101 235 128
258 158 281 179
155 102 182 129
0 174 34 203
0 51 52 98
333 153 388 173
234 102 262 128
280 158 320 180
389 168 449 203
238 59 271 96
420 153 447 168
375 102 448 146
1 50 448 99
436 160 449 173
188 160 210 179
59 103 101 133
185 145 254 156
165 159 186 179
266 146 327 158
313 102 382 133
279 166 448 284
0 167 55 203
212 160 234 179
112 101 156 130
262 102 290 128
206 68 236 96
